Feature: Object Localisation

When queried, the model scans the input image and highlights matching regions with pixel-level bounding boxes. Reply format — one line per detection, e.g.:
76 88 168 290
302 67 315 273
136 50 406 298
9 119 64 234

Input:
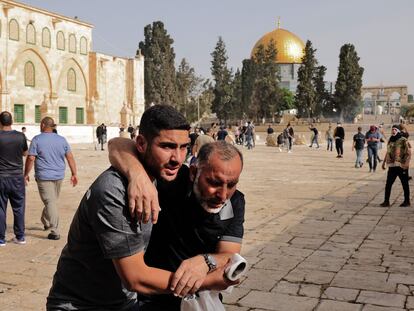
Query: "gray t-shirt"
28 132 71 180
47 167 149 310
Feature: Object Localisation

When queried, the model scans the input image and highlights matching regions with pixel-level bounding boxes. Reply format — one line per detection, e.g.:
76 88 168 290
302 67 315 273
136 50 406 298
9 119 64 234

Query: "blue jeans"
355 149 363 167
0 175 25 240
327 138 333 151
367 145 378 170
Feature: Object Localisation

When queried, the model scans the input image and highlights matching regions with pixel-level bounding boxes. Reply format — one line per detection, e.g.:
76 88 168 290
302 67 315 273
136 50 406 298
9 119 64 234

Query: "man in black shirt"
96 123 107 151
216 126 228 141
0 111 28 246
109 140 245 311
334 122 345 158
352 126 365 168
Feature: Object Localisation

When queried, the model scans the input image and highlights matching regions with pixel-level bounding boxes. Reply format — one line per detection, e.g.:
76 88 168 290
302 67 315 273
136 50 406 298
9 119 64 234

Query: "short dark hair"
0 111 12 126
197 141 243 168
139 105 190 141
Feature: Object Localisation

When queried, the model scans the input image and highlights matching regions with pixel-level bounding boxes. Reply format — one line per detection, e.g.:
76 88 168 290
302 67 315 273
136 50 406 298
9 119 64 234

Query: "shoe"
339 155 343 158
288 150 292 153
278 147 282 152
43 225 51 231
0 239 6 247
336 155 341 158
360 163 364 168
47 233 61 240
309 145 312 148
12 237 26 245
400 201 411 207
355 164 359 168
380 201 390 207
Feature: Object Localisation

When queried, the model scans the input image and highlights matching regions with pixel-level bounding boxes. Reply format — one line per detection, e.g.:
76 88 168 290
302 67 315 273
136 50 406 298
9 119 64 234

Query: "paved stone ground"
2 138 414 310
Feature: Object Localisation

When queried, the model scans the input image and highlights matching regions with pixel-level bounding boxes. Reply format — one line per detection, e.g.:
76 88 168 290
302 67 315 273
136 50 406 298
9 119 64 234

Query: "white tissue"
225 253 248 281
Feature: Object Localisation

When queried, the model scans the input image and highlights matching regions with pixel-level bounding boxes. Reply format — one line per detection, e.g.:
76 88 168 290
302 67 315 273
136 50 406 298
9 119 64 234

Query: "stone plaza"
1 137 414 311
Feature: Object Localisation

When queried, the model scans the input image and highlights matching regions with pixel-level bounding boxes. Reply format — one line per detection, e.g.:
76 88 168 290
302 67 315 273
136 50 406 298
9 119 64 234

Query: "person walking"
245 121 254 150
96 123 107 151
0 111 28 246
325 125 333 151
380 125 411 207
24 117 78 240
334 122 345 158
309 124 320 148
365 125 381 172
285 123 294 152
352 126 365 168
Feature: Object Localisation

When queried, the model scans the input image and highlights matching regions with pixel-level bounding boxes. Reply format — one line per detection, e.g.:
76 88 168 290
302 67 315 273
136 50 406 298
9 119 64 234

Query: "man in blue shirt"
24 117 78 240
365 125 381 173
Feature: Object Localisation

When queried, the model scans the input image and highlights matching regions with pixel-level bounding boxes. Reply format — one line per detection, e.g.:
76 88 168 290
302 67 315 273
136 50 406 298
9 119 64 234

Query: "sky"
22 0 414 94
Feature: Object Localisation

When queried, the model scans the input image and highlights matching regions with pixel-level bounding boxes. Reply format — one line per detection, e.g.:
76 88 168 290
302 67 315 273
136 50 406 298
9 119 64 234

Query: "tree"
279 88 296 113
251 40 280 120
138 21 176 107
176 58 202 118
333 44 364 122
313 65 330 117
295 40 317 119
230 69 243 120
210 37 233 124
241 59 256 119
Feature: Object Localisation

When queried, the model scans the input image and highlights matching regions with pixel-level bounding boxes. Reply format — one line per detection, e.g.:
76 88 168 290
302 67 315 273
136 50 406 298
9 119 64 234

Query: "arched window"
80 36 88 55
24 61 35 87
67 68 76 91
26 23 36 44
69 34 76 53
42 27 51 48
9 19 19 41
56 31 65 50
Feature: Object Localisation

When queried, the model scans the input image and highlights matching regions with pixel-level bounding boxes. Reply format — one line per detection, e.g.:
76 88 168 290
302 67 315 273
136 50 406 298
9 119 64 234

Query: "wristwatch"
203 253 217 272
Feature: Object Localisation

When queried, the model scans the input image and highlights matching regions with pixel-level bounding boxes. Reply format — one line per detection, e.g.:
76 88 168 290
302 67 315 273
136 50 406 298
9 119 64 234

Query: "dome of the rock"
251 27 305 64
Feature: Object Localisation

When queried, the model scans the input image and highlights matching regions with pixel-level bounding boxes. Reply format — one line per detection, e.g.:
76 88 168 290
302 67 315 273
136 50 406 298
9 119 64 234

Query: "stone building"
0 0 144 128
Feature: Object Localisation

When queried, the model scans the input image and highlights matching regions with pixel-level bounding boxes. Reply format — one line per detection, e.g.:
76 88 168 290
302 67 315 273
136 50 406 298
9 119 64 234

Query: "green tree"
279 88 296 112
251 40 280 120
241 59 256 119
313 65 330 117
333 43 364 121
210 37 233 124
176 58 202 118
230 69 243 120
295 40 317 118
138 21 176 107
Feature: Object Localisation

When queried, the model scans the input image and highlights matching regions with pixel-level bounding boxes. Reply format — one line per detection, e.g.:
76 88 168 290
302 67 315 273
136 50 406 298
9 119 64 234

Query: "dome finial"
277 17 281 29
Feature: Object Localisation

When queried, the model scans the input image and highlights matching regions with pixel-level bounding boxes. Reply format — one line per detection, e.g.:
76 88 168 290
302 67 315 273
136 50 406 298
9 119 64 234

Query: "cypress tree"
241 59 256 119
252 40 280 120
210 37 233 124
333 44 364 122
138 21 176 107
230 69 243 120
295 40 317 119
313 65 330 117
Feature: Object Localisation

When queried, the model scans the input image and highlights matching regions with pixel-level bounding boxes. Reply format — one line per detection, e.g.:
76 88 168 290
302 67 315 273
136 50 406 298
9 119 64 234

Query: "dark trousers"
367 145 378 170
335 138 343 155
384 167 410 203
0 175 25 240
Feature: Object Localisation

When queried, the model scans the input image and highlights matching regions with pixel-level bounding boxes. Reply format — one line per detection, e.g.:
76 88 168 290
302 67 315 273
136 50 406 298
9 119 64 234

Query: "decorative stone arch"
55 57 89 124
362 85 408 105
9 47 53 96
8 48 53 123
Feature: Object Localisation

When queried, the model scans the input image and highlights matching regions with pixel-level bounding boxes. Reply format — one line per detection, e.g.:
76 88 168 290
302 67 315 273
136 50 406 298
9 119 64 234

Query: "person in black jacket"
334 122 345 158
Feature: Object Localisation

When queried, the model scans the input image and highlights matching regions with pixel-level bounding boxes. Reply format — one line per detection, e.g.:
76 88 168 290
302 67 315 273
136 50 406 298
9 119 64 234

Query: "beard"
193 170 224 214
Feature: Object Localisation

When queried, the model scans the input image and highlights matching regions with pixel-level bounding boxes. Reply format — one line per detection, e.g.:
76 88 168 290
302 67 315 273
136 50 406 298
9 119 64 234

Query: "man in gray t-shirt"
47 106 232 311
24 117 78 240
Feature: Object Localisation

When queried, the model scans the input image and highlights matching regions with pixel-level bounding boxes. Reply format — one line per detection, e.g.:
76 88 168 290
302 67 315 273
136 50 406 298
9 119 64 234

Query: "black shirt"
141 166 245 308
267 127 274 134
216 130 228 141
353 132 365 150
311 128 318 135
48 168 149 310
335 127 345 139
0 130 28 177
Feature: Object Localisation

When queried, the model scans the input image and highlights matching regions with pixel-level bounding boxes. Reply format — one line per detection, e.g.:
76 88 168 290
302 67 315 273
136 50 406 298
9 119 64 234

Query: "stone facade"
0 0 144 126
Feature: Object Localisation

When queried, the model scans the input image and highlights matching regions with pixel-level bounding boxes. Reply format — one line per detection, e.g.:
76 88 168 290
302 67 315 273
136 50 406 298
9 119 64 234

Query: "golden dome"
251 28 305 64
